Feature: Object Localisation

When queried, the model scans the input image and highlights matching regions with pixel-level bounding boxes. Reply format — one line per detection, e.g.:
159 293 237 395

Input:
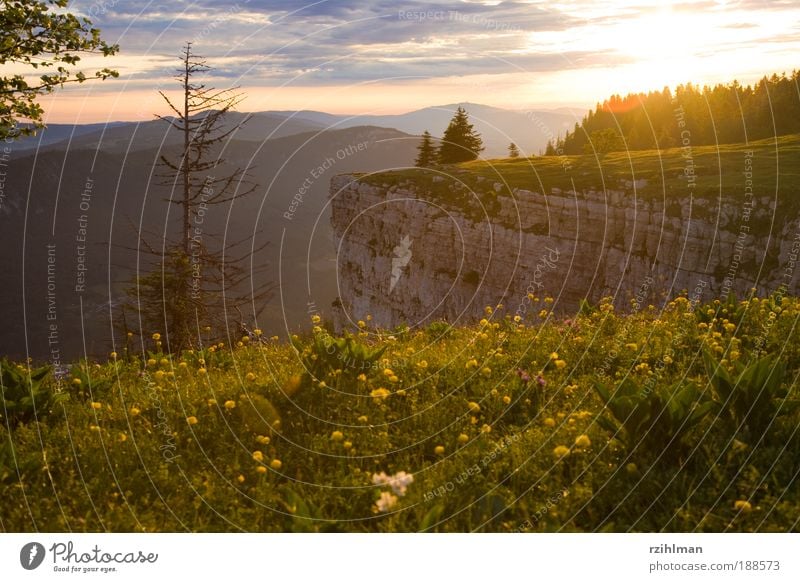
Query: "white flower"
374 491 398 513
387 471 414 497
372 471 390 486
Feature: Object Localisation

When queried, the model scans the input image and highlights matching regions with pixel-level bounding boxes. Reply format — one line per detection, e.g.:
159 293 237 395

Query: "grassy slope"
361 133 800 204
2 296 799 532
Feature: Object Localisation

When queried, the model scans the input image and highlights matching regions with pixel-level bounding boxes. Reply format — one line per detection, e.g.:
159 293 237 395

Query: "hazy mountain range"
1 103 578 360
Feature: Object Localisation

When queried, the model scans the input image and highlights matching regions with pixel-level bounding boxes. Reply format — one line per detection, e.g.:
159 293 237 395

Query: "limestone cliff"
329 172 799 330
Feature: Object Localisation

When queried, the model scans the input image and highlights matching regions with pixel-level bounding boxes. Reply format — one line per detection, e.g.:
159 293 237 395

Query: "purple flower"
516 368 531 383
536 374 546 387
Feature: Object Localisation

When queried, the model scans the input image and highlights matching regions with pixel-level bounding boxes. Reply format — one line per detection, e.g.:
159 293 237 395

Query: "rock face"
329 174 800 330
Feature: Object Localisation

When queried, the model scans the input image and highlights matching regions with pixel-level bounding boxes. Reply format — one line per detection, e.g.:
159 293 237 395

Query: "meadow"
2 293 799 532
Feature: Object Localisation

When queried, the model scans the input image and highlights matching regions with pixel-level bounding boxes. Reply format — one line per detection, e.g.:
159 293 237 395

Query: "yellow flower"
553 445 571 459
358 415 368 423
465 358 478 369
198 367 207 375
154 370 165 381
663 355 673 365
481 367 492 377
89 424 101 432
187 416 198 425
152 333 161 341
357 373 367 382
383 368 394 377
502 395 511 405
224 400 236 410
480 424 492 434
574 434 591 448
207 398 216 406
626 462 638 474
513 315 522 323
245 372 256 382
237 474 245 483
370 387 391 401
130 407 141 417
311 314 321 324
468 401 481 413
457 433 469 444
331 430 344 441
724 323 736 333
434 445 445 455
543 417 556 427
554 359 566 369
270 459 282 470
388 375 399 383
357 320 366 328
625 343 638 350
484 306 493 315
89 401 102 410
252 451 264 462
343 441 352 450
549 352 559 360
118 432 127 443
318 381 327 388
253 328 263 336
417 360 428 369
734 500 752 513
256 466 267 474
109 352 118 360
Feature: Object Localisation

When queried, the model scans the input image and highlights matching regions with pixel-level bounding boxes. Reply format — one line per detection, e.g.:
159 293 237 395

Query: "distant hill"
19 103 577 157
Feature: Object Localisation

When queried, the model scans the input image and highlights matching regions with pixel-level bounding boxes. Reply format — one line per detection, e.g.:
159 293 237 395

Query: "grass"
360 133 800 208
2 294 799 532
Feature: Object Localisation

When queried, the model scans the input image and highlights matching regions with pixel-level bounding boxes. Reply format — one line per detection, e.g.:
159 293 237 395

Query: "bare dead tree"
126 42 272 353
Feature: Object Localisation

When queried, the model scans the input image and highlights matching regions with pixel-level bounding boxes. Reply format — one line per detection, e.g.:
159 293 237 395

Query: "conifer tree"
508 142 520 158
414 130 437 167
437 106 484 164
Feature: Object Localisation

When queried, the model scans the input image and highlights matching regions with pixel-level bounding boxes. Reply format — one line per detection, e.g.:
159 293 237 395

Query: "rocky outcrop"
329 173 799 330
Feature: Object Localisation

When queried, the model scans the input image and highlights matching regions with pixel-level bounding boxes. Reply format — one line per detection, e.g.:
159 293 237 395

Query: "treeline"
545 70 800 155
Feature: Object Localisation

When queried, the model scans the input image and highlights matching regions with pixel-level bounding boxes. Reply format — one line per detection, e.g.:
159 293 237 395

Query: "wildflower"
207 398 216 407
253 328 263 336
543 417 556 428
159 358 169 367
549 352 559 360
536 374 546 387
374 491 398 513
513 315 522 323
574 434 591 448
434 445 445 455
224 400 236 410
118 432 127 443
311 314 321 324
553 445 571 459
417 360 428 369
152 333 161 341
331 430 344 442
502 395 511 405
554 359 566 369
256 466 267 474
357 320 366 328
734 500 752 513
178 361 188 369
130 407 141 416
237 474 245 483
370 387 391 401
383 368 394 377
187 416 198 426
256 435 270 445
109 352 118 360
90 424 101 432
480 424 492 434
357 373 367 382
270 459 282 470
457 433 469 444
358 415 369 423
318 381 327 389
481 367 492 377
625 463 638 475
154 370 165 381
663 355 673 365
516 368 531 383
625 343 638 351
246 372 256 382
484 306 493 316
343 441 352 450
147 358 157 367
396 389 406 396
388 375 399 383
373 471 414 496
724 323 736 333
252 451 264 462
468 401 481 413
198 367 207 375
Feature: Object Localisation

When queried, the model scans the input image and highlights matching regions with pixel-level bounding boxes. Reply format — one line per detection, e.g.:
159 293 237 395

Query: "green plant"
0 359 66 425
703 352 797 438
593 378 716 459
292 331 387 389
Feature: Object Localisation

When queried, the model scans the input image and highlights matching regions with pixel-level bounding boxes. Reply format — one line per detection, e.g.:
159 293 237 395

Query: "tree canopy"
545 71 800 155
415 130 437 168
0 0 119 140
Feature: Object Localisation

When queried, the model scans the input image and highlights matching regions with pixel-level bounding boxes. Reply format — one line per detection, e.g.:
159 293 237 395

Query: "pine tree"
508 143 520 158
437 106 484 164
415 130 437 167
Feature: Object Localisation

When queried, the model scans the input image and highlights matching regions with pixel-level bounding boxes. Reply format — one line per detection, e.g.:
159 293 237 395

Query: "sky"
36 0 800 122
